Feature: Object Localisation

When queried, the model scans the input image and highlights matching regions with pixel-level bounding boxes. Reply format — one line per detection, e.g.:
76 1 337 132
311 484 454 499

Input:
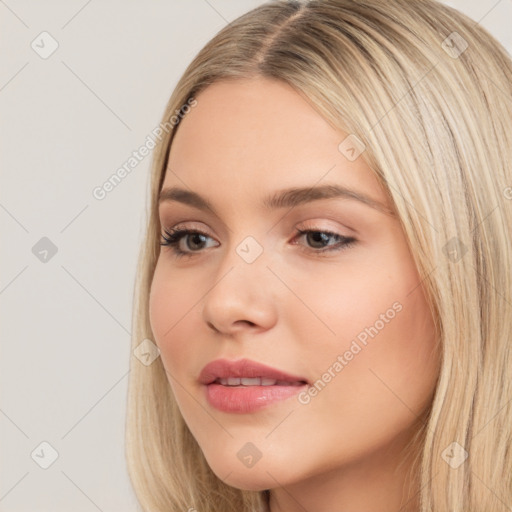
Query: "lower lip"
205 383 307 413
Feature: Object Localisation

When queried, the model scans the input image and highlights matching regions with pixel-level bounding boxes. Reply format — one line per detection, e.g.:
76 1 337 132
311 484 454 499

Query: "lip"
199 358 309 413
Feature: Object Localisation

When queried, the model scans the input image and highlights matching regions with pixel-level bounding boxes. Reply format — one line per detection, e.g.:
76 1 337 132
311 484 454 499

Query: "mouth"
214 377 306 387
199 358 309 413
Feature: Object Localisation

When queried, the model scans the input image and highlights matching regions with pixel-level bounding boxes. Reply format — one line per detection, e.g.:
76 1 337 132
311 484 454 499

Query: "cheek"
278 268 438 472
289 249 439 414
148 262 201 376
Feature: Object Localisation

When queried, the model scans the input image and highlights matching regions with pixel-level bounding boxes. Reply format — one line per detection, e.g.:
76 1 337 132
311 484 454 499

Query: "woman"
125 1 512 511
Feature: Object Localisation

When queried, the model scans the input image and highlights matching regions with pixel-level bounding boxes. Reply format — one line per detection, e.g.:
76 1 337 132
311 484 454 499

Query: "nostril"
206 319 258 334
207 321 219 332
235 320 257 328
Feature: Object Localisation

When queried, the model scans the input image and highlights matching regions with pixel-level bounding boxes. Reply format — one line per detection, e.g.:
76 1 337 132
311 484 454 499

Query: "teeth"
216 377 297 386
241 377 261 386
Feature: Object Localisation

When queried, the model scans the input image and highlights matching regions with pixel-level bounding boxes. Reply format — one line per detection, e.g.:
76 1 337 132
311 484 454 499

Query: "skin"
149 76 440 512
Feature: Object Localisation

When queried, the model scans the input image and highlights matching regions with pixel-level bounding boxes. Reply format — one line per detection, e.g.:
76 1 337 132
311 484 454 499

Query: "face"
149 76 440 493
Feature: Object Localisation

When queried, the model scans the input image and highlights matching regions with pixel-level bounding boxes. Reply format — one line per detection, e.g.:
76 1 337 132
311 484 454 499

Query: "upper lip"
199 358 308 385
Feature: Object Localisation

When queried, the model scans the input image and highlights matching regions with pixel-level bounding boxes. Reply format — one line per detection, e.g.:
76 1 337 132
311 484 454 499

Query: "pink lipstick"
199 358 308 413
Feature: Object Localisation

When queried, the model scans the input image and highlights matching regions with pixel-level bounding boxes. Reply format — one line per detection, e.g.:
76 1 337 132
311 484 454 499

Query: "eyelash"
160 226 357 259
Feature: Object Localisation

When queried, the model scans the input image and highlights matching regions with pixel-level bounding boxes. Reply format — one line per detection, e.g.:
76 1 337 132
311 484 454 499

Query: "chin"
202 453 283 491
217 467 274 492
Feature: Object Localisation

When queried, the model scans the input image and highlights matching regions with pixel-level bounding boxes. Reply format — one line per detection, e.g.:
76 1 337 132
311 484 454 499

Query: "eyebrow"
158 184 393 216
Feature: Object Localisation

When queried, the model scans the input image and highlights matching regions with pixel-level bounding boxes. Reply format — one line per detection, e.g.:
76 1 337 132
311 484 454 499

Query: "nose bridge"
234 234 266 266
201 232 277 333
210 232 269 299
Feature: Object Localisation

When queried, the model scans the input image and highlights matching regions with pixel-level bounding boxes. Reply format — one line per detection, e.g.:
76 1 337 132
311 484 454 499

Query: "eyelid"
160 218 222 238
162 219 351 241
297 218 353 234
159 203 361 236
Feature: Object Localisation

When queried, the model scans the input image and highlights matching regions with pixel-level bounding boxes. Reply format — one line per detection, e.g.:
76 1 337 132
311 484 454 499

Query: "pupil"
189 233 206 250
309 232 328 248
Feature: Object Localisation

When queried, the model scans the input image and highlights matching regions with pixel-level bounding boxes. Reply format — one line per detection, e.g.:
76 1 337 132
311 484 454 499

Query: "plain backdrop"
1 1 511 510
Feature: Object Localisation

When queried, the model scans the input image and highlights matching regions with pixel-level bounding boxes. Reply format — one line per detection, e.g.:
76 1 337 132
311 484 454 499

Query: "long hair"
125 1 512 510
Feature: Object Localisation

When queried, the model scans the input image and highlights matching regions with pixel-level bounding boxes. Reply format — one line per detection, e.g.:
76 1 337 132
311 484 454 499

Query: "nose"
201 247 278 336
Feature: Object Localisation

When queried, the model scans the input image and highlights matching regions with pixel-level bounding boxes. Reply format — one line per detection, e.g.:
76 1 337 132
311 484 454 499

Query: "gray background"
1 1 511 510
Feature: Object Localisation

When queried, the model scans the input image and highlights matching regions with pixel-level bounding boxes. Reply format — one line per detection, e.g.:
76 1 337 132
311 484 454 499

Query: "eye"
292 228 357 254
159 226 357 259
160 228 218 258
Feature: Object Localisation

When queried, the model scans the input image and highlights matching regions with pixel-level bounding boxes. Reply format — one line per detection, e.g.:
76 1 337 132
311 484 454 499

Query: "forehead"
163 77 387 208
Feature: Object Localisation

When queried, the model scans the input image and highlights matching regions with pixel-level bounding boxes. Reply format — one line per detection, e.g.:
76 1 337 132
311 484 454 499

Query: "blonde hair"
125 1 512 510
